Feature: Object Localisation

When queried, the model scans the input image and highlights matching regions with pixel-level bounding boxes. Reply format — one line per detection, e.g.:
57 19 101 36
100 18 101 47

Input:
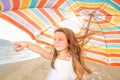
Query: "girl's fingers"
12 42 22 52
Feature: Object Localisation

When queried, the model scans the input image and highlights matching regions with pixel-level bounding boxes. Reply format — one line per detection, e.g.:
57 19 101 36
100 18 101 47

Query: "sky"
0 18 34 42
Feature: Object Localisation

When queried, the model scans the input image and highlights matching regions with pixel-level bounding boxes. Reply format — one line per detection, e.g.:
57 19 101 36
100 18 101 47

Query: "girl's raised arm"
13 41 52 60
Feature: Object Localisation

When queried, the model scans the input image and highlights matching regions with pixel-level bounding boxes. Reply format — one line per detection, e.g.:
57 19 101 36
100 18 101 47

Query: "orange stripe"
37 0 47 8
105 31 120 34
86 34 105 42
89 29 120 35
37 8 57 38
97 8 112 24
80 28 102 34
110 54 120 57
111 63 120 66
85 56 120 66
14 10 53 39
80 28 120 43
0 5 1 11
53 0 65 8
84 57 108 65
0 13 35 39
40 31 53 39
87 36 106 43
20 0 30 9
106 40 120 43
83 48 109 57
87 36 120 43
13 10 42 31
53 9 65 21
113 0 120 5
36 38 52 46
38 8 57 26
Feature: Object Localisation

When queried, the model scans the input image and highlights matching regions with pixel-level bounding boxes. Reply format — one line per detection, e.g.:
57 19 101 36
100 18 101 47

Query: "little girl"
13 27 92 80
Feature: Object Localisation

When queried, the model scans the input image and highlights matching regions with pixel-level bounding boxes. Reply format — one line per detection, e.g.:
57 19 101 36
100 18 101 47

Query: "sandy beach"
0 57 120 80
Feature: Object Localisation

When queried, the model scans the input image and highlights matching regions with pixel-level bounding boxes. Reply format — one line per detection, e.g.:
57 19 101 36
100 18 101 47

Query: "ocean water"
0 39 40 65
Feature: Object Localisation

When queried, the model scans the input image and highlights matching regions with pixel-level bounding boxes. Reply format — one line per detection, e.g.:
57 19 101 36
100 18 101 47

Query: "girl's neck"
57 50 71 60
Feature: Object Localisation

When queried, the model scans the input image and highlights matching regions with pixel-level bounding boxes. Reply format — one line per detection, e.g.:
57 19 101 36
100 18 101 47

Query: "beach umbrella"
0 0 120 66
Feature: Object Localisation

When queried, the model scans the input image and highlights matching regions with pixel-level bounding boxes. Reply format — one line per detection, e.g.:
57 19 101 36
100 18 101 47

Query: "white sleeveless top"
45 58 76 80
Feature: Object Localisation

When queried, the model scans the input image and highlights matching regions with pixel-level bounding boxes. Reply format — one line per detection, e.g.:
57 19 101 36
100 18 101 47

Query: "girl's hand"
12 41 27 52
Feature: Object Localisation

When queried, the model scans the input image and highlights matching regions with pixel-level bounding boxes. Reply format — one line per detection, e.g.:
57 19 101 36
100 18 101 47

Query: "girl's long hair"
51 27 92 80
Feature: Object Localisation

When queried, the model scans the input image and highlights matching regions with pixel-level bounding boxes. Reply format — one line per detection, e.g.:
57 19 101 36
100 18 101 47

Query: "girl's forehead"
54 32 66 38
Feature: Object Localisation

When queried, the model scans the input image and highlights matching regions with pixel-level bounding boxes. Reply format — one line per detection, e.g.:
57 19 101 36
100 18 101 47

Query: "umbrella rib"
93 17 109 52
66 0 90 14
78 16 99 50
72 0 91 14
83 17 100 50
98 0 111 10
63 0 92 31
92 0 111 14
65 0 75 11
95 15 120 28
73 0 111 15
94 17 113 64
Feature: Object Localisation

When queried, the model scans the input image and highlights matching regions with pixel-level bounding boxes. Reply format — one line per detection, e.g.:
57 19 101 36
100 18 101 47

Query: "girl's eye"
54 39 56 40
59 39 62 41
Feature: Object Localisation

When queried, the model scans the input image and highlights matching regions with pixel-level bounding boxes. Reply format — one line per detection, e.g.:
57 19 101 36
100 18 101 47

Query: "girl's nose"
54 40 59 44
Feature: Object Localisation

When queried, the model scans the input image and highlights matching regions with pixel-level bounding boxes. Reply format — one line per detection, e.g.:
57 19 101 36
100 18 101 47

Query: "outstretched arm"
13 41 52 60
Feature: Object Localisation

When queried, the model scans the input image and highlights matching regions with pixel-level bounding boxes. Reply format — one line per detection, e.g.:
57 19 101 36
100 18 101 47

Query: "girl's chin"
56 49 63 52
56 49 61 52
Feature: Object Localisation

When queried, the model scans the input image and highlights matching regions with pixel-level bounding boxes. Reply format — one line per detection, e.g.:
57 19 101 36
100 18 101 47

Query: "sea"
0 39 40 65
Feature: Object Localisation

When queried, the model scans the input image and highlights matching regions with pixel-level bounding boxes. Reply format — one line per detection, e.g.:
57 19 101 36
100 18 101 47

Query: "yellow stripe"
9 0 13 10
67 2 80 11
20 0 31 9
0 1 3 11
111 16 120 26
83 44 107 52
67 2 104 11
21 9 47 30
108 49 120 53
83 44 120 53
101 5 120 15
91 18 120 28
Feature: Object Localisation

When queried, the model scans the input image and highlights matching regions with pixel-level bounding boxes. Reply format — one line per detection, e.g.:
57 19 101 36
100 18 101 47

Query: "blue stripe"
87 40 120 48
31 9 51 26
76 0 108 3
108 1 120 11
102 27 120 32
89 26 120 32
61 0 75 10
59 10 68 18
87 40 107 48
29 0 38 8
107 44 120 48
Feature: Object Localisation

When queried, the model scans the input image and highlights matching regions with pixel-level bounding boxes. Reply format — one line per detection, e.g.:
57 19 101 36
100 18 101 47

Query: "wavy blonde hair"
51 27 92 80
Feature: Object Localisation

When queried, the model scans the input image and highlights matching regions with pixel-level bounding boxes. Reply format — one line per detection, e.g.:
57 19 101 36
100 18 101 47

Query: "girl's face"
53 32 69 52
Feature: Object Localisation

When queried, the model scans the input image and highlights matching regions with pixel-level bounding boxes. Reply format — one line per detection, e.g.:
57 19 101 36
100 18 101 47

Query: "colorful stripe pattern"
0 0 120 66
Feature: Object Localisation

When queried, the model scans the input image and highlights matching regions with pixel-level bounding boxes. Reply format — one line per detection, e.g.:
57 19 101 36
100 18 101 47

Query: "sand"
0 57 120 80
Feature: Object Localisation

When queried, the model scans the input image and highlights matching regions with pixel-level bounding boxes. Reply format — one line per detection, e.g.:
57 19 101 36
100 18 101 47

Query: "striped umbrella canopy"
0 0 120 66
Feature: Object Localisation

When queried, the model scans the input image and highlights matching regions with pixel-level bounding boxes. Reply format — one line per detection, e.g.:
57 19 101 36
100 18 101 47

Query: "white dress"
45 58 76 80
